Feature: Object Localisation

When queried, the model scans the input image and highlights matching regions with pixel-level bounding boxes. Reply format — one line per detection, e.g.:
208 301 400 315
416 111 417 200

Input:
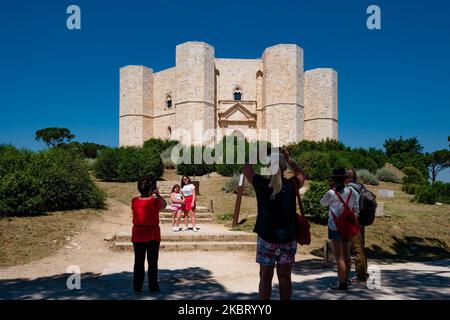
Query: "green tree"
426 150 450 182
383 136 423 157
35 127 75 148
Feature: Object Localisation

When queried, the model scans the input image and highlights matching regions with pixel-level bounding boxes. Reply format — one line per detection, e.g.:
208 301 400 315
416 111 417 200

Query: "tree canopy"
383 136 423 157
35 127 75 148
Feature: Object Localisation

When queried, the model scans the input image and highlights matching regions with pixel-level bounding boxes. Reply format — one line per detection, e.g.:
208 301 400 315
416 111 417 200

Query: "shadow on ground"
366 236 450 262
0 267 258 300
290 258 450 299
2 259 449 300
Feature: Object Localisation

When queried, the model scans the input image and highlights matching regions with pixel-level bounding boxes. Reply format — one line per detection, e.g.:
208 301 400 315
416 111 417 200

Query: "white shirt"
320 187 360 231
181 184 195 197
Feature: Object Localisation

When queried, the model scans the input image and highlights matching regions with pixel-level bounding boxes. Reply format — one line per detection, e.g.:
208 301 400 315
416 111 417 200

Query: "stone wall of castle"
119 41 338 147
263 44 304 146
119 65 153 146
304 68 338 141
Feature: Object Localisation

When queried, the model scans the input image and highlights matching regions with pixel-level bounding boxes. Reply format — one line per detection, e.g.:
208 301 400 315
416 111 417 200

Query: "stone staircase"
113 224 257 252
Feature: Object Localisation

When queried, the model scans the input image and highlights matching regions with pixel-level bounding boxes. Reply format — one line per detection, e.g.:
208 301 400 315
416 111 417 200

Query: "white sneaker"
182 227 188 231
192 226 199 232
172 226 179 232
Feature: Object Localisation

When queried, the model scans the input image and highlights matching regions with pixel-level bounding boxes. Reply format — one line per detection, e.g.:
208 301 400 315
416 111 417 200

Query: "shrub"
176 146 215 176
366 148 388 169
402 183 421 195
81 142 108 159
297 151 350 181
222 173 255 197
143 138 179 154
161 146 176 169
390 152 428 178
117 147 164 182
356 169 379 186
93 148 120 181
343 150 379 173
32 149 106 212
213 137 271 177
0 170 43 216
286 138 348 159
0 147 105 216
302 181 329 223
412 185 437 204
431 181 450 204
402 166 427 185
0 144 33 177
215 136 249 177
410 182 450 204
94 147 163 182
376 167 402 184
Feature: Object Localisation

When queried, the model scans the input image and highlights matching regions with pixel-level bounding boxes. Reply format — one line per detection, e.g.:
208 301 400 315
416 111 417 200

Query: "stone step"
114 231 256 242
161 205 210 213
114 241 256 252
159 211 213 218
160 217 213 223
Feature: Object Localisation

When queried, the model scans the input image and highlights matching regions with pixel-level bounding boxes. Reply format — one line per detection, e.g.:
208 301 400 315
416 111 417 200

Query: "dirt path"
0 198 132 279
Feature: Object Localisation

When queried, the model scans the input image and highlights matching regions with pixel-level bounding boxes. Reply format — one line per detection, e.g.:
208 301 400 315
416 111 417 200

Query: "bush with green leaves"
430 182 450 204
176 145 215 176
390 152 428 178
297 151 351 181
32 149 106 212
161 146 176 169
214 137 271 177
94 147 163 182
402 166 427 185
0 147 105 216
356 169 379 185
302 181 329 223
143 138 179 153
286 138 348 159
342 150 379 173
412 184 437 204
410 182 450 204
376 167 402 184
402 183 421 195
222 173 255 197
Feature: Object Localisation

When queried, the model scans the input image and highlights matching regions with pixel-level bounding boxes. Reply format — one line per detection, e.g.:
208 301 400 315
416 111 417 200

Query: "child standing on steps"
170 184 184 232
131 176 167 294
180 175 198 232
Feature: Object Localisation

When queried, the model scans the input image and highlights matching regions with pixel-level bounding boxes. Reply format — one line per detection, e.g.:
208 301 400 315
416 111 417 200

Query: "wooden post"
232 173 244 227
210 199 214 213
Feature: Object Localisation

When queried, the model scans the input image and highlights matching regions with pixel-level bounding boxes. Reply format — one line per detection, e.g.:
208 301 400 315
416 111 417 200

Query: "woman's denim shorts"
328 228 341 240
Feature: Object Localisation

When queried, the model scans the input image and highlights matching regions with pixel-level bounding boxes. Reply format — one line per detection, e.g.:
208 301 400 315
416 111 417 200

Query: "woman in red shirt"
131 176 167 294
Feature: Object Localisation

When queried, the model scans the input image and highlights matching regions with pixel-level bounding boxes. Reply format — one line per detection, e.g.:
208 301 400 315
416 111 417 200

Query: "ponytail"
268 153 287 200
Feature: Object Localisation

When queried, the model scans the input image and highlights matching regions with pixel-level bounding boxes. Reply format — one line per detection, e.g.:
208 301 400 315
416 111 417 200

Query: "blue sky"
0 0 449 155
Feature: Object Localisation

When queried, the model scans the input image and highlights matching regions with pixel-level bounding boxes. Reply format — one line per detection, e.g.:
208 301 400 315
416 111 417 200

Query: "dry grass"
190 172 450 261
1 170 448 268
0 208 104 268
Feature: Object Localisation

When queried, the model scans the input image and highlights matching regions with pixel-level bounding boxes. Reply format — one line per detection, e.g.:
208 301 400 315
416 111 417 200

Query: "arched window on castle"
166 95 172 109
233 87 242 101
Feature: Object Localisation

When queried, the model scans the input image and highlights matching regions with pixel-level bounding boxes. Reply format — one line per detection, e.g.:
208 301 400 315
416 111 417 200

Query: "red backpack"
330 189 360 240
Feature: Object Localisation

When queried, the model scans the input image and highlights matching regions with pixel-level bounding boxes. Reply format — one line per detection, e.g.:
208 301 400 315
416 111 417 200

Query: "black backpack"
348 182 377 226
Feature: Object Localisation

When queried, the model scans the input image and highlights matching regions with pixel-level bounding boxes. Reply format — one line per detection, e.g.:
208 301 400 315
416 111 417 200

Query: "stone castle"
119 41 338 147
